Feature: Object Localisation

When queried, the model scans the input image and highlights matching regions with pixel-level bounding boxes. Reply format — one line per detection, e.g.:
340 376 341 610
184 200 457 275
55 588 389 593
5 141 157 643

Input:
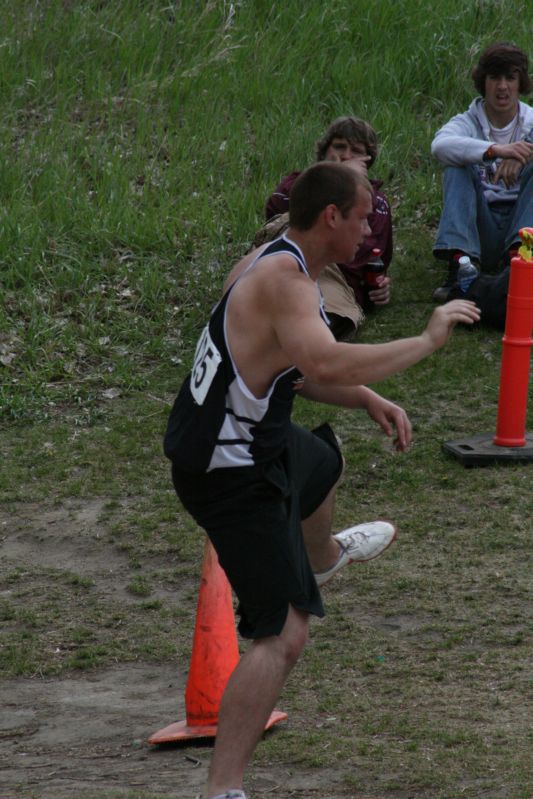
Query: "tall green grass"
0 0 530 420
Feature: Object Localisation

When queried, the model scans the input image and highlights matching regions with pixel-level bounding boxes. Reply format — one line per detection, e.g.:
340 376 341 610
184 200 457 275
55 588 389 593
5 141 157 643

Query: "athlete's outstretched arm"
269 271 480 387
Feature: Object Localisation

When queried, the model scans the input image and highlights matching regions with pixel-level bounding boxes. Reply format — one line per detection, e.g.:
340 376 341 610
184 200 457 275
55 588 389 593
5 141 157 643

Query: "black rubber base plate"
442 433 533 467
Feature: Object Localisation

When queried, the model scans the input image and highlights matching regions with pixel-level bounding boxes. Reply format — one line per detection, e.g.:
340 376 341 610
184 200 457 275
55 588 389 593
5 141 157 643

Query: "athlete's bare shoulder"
223 243 268 293
223 241 311 295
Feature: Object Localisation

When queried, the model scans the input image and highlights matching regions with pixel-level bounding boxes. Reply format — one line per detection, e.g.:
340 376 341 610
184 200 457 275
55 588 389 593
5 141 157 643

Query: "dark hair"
315 116 379 168
289 162 371 231
472 42 531 96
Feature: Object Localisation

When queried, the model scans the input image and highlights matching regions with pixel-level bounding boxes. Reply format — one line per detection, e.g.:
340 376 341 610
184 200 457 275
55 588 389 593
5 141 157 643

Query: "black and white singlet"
164 235 329 473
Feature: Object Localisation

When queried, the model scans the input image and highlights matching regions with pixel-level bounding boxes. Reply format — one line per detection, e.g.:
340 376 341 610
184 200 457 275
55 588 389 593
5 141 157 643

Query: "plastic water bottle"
457 255 478 293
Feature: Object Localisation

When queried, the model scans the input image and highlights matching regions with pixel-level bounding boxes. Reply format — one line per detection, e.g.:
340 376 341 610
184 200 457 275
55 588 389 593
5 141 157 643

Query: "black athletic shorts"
171 422 343 639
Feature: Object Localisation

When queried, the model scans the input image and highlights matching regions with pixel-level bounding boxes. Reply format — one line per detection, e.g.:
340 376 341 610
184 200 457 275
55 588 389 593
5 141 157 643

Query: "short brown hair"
315 116 379 168
289 162 371 231
472 42 531 96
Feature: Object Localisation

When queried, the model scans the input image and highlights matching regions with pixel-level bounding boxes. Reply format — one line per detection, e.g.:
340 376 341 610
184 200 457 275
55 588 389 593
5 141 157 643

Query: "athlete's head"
289 161 372 232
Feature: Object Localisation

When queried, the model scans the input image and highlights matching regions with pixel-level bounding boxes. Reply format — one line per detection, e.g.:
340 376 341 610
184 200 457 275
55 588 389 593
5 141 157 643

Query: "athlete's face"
484 69 520 122
335 188 372 262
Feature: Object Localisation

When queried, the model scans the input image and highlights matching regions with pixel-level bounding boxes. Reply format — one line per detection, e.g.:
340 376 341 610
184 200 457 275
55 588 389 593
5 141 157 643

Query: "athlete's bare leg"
206 605 309 798
301 482 341 573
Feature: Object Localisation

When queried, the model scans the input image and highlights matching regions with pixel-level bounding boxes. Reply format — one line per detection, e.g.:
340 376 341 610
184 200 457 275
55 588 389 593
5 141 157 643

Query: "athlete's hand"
422 300 480 351
364 391 412 452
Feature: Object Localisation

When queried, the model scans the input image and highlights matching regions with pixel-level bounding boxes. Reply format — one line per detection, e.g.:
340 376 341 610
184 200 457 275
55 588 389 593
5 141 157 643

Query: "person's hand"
423 300 480 350
364 391 412 452
341 154 371 175
491 141 533 165
368 275 391 305
493 157 522 188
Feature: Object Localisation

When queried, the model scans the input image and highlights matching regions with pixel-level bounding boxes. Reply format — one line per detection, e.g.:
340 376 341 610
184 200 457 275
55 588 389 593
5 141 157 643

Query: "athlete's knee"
279 606 309 666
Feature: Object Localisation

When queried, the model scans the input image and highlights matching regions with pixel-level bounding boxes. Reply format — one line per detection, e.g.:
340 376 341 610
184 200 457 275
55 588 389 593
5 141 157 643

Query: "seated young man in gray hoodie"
431 42 533 304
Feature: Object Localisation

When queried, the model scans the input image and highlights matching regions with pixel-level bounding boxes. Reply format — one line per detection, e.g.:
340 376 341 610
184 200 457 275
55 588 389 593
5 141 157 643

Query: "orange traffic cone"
148 538 287 743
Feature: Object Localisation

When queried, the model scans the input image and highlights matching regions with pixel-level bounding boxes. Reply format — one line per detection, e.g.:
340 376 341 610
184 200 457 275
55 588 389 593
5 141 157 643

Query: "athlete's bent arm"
299 383 412 452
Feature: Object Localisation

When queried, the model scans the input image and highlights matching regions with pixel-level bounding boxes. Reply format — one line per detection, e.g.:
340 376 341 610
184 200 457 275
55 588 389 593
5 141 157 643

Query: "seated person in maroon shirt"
265 116 393 339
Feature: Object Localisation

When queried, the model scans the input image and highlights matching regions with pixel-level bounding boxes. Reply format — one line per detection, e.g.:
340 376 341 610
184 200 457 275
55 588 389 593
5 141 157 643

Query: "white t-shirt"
486 114 521 193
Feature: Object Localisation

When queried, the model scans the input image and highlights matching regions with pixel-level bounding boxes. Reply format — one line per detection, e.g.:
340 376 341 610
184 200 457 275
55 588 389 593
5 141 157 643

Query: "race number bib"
190 325 222 405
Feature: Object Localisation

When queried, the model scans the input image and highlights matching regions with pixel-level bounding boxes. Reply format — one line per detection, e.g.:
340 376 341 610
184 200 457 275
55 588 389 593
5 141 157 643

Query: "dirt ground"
0 500 350 799
1 659 339 799
1 496 530 799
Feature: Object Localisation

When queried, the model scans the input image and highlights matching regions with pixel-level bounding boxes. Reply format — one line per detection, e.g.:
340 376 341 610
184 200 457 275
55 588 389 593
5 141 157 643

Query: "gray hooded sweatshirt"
431 97 533 204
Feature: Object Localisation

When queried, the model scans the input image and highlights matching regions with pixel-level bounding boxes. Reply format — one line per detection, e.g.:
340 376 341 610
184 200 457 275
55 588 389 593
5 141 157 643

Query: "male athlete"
164 162 479 799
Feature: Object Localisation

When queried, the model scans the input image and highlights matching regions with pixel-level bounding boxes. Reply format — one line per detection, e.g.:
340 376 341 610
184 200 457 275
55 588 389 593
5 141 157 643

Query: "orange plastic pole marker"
148 538 287 743
493 227 533 447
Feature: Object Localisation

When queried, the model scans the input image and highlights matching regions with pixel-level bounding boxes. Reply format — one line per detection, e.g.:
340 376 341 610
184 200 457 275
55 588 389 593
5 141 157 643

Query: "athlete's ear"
323 203 338 228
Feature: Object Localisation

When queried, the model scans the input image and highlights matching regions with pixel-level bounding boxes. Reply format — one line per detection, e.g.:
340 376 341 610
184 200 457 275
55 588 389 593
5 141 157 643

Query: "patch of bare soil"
0 662 347 799
2 499 132 595
0 501 348 799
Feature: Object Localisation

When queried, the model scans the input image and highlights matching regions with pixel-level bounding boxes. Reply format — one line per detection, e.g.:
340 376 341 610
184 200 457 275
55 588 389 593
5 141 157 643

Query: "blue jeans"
433 162 533 272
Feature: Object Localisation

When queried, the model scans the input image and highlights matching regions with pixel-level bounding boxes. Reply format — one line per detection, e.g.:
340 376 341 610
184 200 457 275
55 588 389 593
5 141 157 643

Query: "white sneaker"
314 521 397 586
210 792 247 799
